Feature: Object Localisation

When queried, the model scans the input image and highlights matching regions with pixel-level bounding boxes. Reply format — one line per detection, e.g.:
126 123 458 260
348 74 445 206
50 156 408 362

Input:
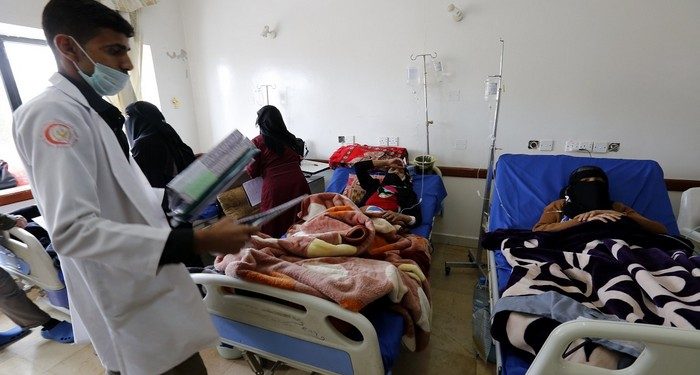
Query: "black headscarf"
125 101 196 188
561 165 613 218
256 105 303 156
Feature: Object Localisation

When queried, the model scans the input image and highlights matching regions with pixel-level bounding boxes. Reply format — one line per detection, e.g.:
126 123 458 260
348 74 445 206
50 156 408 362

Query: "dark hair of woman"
256 105 302 156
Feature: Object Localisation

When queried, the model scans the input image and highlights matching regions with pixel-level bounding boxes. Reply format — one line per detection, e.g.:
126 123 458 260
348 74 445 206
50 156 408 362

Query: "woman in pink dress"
246 106 310 237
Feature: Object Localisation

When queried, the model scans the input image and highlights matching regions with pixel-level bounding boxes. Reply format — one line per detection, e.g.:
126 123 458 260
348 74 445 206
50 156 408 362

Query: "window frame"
0 34 49 204
0 34 49 110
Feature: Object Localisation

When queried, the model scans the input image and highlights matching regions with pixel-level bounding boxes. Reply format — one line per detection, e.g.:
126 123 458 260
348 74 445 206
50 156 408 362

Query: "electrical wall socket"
528 140 540 150
539 140 554 151
592 142 609 153
388 137 399 146
608 142 621 152
578 141 593 152
338 135 355 144
565 140 593 152
377 137 389 146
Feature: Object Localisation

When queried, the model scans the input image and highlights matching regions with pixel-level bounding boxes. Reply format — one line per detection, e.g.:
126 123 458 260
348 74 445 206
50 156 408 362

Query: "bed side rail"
527 320 700 375
0 227 63 290
191 273 384 375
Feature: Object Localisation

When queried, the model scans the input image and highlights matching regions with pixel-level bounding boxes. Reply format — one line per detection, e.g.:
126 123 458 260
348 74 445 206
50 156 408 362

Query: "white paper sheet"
242 177 263 206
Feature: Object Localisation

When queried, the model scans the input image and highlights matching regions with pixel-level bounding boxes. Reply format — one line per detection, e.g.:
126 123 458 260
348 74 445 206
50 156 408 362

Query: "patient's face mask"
562 180 612 217
65 36 130 96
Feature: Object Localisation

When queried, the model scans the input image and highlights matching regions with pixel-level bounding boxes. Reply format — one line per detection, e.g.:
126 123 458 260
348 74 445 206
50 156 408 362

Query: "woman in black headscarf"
246 105 310 237
533 165 666 233
125 101 203 267
125 101 196 188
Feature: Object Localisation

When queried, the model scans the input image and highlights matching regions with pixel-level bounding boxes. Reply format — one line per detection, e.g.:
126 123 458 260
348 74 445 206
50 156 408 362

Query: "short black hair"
42 0 134 49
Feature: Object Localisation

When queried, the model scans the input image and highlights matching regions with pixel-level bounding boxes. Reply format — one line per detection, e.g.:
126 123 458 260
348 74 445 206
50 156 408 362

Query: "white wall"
0 0 45 28
178 0 699 178
0 0 200 150
2 1 695 239
177 0 698 239
139 1 200 150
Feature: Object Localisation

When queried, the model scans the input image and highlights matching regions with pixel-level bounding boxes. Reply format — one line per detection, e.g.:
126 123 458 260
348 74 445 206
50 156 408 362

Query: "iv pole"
410 52 437 155
444 39 505 277
257 84 275 105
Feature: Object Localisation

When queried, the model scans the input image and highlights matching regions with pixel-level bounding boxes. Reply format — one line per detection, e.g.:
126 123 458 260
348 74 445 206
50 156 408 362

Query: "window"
0 23 163 193
0 76 21 184
0 30 54 189
140 44 162 109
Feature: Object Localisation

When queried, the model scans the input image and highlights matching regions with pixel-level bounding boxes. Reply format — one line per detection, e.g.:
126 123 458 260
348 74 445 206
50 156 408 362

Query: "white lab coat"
12 73 218 374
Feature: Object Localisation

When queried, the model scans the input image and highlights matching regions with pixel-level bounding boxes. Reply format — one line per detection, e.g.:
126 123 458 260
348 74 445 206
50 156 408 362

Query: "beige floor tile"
392 344 476 375
201 346 251 374
430 290 476 357
48 346 104 375
7 330 86 372
274 364 310 375
0 350 14 368
476 357 497 375
0 356 52 375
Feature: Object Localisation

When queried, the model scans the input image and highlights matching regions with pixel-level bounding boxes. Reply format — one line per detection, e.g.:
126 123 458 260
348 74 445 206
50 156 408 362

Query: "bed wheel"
445 266 451 275
217 342 243 359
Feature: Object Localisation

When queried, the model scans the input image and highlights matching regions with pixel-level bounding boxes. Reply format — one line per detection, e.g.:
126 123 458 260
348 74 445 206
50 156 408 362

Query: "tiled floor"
0 244 496 375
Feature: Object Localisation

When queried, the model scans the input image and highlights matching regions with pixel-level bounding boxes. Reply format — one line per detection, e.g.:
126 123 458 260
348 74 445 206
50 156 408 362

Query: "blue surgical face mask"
68 36 130 96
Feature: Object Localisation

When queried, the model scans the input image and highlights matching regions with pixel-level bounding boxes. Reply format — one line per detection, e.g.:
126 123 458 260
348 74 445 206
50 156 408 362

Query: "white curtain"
104 0 159 13
99 0 158 110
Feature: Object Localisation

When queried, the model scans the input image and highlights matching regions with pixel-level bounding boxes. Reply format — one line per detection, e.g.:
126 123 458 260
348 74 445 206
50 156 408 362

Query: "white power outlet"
377 137 389 146
539 140 554 151
592 142 608 153
566 140 593 152
388 137 399 146
454 139 467 150
338 135 356 144
578 141 593 152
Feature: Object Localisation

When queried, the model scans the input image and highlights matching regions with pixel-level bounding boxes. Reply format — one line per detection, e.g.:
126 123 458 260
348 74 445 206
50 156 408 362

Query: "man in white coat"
13 1 258 374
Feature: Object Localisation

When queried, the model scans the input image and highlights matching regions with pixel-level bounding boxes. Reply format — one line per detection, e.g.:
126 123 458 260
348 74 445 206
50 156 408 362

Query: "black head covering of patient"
125 101 196 187
561 165 613 218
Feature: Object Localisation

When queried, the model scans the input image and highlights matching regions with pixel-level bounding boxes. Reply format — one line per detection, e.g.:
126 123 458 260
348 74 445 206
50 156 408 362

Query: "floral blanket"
215 193 432 351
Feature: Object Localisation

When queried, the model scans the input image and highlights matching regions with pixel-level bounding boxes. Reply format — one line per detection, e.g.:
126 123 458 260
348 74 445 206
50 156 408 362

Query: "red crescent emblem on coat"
43 123 77 147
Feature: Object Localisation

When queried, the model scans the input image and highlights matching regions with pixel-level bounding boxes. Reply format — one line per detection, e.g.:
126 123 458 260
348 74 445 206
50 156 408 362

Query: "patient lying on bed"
352 158 422 229
533 165 667 234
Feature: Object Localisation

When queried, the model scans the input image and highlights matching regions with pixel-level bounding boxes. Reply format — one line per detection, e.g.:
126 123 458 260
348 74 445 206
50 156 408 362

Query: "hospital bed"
192 166 446 374
0 226 69 312
485 154 700 374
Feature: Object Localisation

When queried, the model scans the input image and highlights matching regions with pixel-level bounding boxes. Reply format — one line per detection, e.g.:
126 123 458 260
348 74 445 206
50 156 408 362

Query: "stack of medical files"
167 130 259 225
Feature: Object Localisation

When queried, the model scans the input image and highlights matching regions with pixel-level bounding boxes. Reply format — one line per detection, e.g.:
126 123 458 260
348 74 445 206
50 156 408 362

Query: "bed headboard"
488 154 679 235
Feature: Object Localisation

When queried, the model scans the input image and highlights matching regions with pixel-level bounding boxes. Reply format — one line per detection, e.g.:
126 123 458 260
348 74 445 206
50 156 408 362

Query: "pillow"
328 144 408 169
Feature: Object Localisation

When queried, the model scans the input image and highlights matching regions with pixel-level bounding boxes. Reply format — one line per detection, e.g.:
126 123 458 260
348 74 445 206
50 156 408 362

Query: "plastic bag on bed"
473 276 496 363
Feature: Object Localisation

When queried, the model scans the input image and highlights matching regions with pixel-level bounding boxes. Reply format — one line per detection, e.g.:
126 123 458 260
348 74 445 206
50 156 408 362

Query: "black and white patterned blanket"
486 220 700 365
